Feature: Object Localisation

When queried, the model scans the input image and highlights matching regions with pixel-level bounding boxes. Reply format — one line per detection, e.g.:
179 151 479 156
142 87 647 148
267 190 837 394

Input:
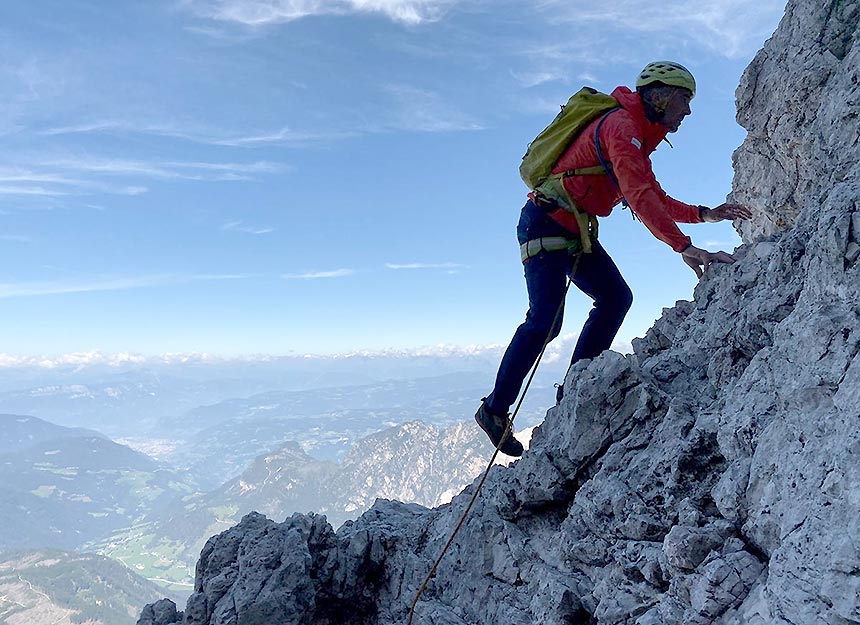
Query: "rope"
406 255 580 624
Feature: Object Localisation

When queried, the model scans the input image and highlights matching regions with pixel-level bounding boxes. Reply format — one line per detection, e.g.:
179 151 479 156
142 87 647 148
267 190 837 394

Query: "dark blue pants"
485 202 633 415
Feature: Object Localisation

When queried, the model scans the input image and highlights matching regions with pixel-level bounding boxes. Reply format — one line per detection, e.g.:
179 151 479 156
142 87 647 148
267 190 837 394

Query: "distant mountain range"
97 420 517 591
0 549 183 625
0 415 196 551
0 373 276 438
155 372 552 488
0 352 568 441
0 414 105 453
0 361 556 607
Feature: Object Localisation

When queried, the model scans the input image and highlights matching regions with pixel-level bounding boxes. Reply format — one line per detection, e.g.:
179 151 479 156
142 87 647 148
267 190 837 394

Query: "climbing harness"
520 236 582 262
406 254 581 624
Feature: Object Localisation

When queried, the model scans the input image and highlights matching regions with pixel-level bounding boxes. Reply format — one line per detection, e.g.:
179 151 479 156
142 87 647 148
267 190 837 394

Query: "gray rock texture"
138 1 860 623
138 599 183 625
732 0 860 243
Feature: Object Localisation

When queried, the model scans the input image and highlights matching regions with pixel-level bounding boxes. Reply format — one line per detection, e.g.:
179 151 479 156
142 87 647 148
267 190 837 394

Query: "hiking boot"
474 400 524 457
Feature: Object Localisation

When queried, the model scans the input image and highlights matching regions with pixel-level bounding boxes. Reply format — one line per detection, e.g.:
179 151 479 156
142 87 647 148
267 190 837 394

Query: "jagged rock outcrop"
138 1 860 624
732 0 859 244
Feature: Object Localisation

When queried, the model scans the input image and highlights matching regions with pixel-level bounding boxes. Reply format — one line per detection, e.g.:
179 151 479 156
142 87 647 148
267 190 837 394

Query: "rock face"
138 2 860 624
732 0 860 244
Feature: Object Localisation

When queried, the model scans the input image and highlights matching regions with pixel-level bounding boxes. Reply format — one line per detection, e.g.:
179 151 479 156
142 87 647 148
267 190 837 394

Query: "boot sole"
475 412 523 457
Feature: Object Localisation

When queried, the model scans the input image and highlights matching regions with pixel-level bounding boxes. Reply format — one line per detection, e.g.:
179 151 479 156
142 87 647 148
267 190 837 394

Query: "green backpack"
519 88 620 249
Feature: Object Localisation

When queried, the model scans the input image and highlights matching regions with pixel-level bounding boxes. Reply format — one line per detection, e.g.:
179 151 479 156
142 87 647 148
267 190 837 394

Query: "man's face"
662 88 693 132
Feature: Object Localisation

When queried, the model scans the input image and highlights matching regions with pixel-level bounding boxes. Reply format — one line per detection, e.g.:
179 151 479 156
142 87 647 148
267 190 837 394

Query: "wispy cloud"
39 120 233 146
535 0 784 59
0 167 154 198
281 269 355 280
0 185 69 197
0 161 160 197
40 120 354 148
0 274 244 299
41 157 284 181
385 262 466 270
0 171 85 185
121 186 149 195
39 101 475 144
380 84 483 133
509 70 567 89
0 234 32 243
185 0 457 26
39 121 177 138
0 160 281 203
221 220 274 235
211 127 359 147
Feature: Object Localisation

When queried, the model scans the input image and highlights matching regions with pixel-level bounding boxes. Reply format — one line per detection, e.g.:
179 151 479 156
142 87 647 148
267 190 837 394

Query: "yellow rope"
406 260 579 624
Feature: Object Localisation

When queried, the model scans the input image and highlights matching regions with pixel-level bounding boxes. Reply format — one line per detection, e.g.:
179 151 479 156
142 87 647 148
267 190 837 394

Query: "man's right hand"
681 245 737 278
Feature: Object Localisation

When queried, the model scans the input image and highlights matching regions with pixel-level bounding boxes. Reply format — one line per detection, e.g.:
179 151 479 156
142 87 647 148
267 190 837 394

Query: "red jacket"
546 86 702 252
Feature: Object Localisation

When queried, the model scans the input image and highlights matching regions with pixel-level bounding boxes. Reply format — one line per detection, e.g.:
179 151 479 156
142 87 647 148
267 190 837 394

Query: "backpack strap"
594 107 638 220
559 165 606 177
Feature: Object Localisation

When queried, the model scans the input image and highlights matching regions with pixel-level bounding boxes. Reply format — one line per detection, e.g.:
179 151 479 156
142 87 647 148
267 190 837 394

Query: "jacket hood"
611 85 669 150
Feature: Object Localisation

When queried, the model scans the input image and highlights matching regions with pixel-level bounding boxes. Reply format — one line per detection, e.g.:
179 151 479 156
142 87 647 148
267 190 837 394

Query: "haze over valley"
0 348 568 623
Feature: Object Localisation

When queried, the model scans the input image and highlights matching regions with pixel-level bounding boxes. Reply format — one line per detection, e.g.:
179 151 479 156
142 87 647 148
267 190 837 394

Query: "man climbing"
475 61 753 457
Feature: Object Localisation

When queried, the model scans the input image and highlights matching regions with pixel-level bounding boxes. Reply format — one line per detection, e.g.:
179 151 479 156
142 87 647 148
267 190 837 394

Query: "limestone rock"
136 599 182 625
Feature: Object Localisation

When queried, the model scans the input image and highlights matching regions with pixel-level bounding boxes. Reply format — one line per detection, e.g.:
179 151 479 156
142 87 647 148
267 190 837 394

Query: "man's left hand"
701 203 753 223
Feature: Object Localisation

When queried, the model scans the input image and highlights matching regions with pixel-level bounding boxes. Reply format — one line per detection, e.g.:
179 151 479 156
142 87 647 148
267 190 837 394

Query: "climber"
475 61 753 457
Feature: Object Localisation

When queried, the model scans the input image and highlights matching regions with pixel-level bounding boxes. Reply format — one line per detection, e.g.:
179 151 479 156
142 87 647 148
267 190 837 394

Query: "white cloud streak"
41 157 284 181
385 262 466 270
221 220 274 234
281 269 355 279
534 0 785 59
0 234 32 243
0 160 284 202
186 0 456 26
0 274 245 299
40 120 354 147
509 70 567 89
0 185 69 197
211 127 359 146
380 84 483 133
0 167 153 197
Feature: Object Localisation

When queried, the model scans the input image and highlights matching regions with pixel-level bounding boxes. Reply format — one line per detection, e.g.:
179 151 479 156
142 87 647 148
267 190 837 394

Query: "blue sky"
0 0 786 358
